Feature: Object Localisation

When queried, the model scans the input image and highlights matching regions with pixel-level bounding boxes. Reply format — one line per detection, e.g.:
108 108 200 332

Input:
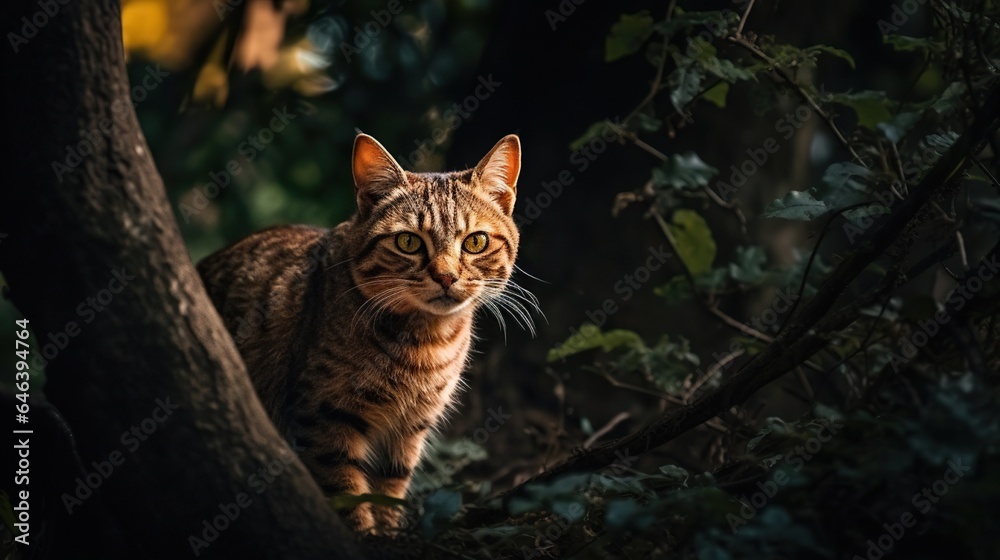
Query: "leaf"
328 493 408 510
761 191 828 221
883 34 944 54
655 10 731 40
930 82 967 115
569 121 613 150
605 499 658 531
828 90 893 130
658 464 690 482
667 56 705 112
821 161 872 192
808 45 856 69
605 12 655 62
655 275 693 305
651 152 719 190
877 111 920 143
547 323 645 362
703 81 730 108
634 112 663 132
729 246 767 284
665 209 716 275
420 489 462 538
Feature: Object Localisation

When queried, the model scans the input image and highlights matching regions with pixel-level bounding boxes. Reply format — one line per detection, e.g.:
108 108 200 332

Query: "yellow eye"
463 232 489 254
395 233 423 254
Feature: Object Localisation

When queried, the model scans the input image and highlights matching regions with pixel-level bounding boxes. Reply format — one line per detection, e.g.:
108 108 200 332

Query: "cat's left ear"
353 133 409 217
473 134 520 215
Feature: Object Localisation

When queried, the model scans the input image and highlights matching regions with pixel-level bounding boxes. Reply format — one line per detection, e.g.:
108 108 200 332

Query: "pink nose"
432 272 456 289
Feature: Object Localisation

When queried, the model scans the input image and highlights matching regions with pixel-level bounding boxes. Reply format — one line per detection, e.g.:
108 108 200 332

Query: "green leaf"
634 112 663 132
703 82 730 108
654 275 693 305
667 56 705 112
421 489 462 538
729 246 767 284
655 10 732 40
547 323 645 362
665 209 716 275
883 34 944 54
930 82 967 115
569 121 613 151
808 45 856 69
657 464 690 482
877 111 920 143
828 90 893 130
762 191 828 221
817 162 872 209
605 499 658 531
328 493 408 510
651 152 719 190
606 12 655 62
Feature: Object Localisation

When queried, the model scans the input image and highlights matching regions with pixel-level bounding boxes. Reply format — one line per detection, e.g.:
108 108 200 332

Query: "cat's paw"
340 503 376 534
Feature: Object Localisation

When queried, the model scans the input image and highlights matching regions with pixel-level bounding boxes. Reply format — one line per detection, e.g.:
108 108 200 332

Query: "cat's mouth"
422 292 474 315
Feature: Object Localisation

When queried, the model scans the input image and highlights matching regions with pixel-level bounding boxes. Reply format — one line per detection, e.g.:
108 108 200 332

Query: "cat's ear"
473 134 520 215
352 133 409 216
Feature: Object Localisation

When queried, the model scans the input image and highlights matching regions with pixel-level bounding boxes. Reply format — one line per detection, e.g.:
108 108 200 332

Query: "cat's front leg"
297 427 376 533
369 432 427 533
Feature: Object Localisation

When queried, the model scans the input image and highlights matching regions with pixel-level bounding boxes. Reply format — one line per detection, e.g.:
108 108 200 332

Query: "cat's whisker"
475 295 508 342
493 293 536 337
513 263 549 284
324 257 355 271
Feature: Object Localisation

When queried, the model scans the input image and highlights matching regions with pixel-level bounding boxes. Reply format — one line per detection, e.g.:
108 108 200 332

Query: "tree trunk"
0 1 361 558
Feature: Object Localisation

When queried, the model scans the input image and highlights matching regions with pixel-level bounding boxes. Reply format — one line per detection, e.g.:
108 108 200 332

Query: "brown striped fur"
197 134 528 533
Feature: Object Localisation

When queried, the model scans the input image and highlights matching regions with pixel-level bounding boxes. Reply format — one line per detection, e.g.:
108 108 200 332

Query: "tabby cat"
197 133 533 533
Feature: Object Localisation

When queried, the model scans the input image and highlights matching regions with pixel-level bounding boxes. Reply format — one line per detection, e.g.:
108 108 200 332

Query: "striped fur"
197 134 531 533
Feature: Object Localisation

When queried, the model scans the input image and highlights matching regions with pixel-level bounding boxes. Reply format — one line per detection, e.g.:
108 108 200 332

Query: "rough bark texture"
0 1 361 558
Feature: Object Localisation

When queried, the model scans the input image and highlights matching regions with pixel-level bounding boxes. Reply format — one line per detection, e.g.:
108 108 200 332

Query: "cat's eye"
462 232 489 254
395 233 423 254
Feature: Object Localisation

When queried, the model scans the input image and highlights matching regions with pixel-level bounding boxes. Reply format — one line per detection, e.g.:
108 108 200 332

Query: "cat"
196 133 535 533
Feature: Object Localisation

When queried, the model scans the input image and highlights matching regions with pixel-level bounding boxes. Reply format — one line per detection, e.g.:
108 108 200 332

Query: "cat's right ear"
352 134 409 217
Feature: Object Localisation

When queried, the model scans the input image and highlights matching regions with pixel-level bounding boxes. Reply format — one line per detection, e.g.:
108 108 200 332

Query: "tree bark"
0 1 361 558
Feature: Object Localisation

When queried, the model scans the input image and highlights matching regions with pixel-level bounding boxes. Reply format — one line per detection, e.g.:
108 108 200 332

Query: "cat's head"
347 133 525 322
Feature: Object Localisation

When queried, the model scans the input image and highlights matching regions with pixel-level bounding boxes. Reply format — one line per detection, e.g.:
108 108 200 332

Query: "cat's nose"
431 272 457 289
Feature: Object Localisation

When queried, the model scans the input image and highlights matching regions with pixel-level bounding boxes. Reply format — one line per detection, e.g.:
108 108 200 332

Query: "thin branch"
583 412 632 448
463 83 1000 522
734 0 757 37
728 35 866 166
